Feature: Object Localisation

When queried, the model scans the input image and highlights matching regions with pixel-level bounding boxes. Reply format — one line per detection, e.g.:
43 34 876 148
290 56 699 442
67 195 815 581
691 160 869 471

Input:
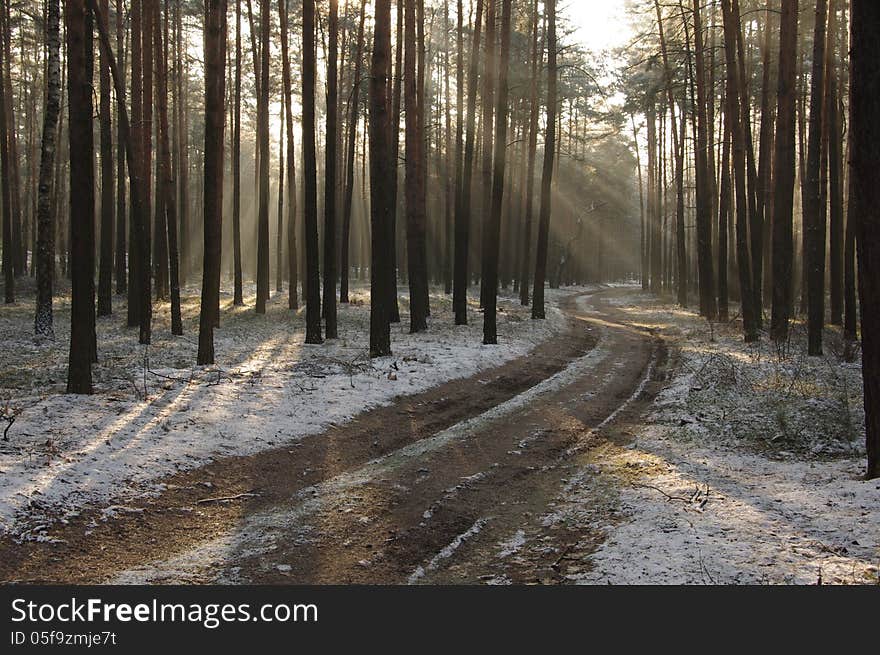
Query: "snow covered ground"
0 283 571 541
565 294 880 585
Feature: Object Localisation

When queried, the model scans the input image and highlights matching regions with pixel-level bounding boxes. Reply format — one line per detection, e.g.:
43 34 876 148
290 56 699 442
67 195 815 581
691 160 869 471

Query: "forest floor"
0 282 877 584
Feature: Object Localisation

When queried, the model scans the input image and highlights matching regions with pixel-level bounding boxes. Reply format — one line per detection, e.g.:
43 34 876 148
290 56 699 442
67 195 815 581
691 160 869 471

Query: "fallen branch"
0 414 15 441
631 482 691 502
196 490 261 505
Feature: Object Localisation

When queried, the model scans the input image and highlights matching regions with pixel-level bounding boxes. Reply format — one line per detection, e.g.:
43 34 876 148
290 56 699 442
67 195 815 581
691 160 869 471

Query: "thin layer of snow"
0 284 581 539
563 293 880 585
408 518 489 584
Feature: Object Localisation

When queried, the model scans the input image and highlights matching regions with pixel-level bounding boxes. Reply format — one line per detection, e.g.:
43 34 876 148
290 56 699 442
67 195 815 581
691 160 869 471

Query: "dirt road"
1 288 666 584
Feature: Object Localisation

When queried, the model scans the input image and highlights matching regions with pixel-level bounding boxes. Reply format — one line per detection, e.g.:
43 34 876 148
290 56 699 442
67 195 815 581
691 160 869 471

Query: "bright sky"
563 0 632 53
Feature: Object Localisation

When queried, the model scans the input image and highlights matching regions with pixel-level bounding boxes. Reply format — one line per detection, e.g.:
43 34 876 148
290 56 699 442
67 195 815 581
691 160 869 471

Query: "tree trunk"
114 0 126 295
718 101 731 322
721 0 758 342
197 0 227 364
34 0 61 336
453 0 483 326
404 0 428 333
255 0 271 314
387 0 402 324
155 0 181 335
322 0 339 338
340 0 366 304
804 0 828 355
691 0 717 319
647 93 661 295
232 1 243 306
302 0 323 343
279 0 298 310
479 0 496 308
770 0 798 342
65 0 96 393
369 0 393 356
142 0 153 333
483 0 511 344
0 0 12 303
519 0 540 306
654 0 687 307
850 0 880 478
96 0 114 317
442 0 453 296
531 0 555 320
827 2 844 326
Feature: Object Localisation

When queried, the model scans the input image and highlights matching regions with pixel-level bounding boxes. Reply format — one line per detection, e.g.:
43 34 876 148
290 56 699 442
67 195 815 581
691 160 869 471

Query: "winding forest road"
1 287 668 584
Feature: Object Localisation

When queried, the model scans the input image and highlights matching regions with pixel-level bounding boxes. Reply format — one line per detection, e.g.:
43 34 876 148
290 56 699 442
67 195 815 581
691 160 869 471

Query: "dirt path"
1 288 665 584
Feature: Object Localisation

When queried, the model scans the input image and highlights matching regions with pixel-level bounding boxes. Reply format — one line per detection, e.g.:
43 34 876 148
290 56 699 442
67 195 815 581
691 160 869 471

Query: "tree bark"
340 0 366 304
232 1 243 306
721 0 758 341
114 0 126 295
322 0 339 337
34 0 61 336
279 0 298 311
65 0 96 393
0 0 12 304
369 0 393 356
197 0 227 364
804 0 828 355
850 0 880 478
97 0 114 317
453 0 483 326
519 0 540 306
255 0 271 314
531 0 555 320
404 0 428 332
770 0 799 342
483 0 511 344
302 0 323 343
155 0 181 335
691 0 717 319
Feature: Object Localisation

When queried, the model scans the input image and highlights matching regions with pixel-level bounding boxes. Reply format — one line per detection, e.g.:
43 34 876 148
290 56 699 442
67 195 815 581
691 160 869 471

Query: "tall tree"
255 0 271 314
691 0 716 319
65 0 96 393
127 0 143 329
197 0 227 364
34 0 62 336
532 0 556 320
279 0 298 311
232 0 243 306
155 0 181 334
850 0 880 479
519 0 540 307
770 0 799 342
804 0 829 356
404 0 429 332
369 0 393 356
142 0 154 328
340 0 366 304
483 0 512 345
442 0 453 295
718 103 731 322
302 0 322 343
0 0 12 304
323 0 339 338
97 0 114 317
479 0 496 307
452 0 483 325
653 0 687 307
114 0 126 295
826 2 844 326
721 0 758 341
